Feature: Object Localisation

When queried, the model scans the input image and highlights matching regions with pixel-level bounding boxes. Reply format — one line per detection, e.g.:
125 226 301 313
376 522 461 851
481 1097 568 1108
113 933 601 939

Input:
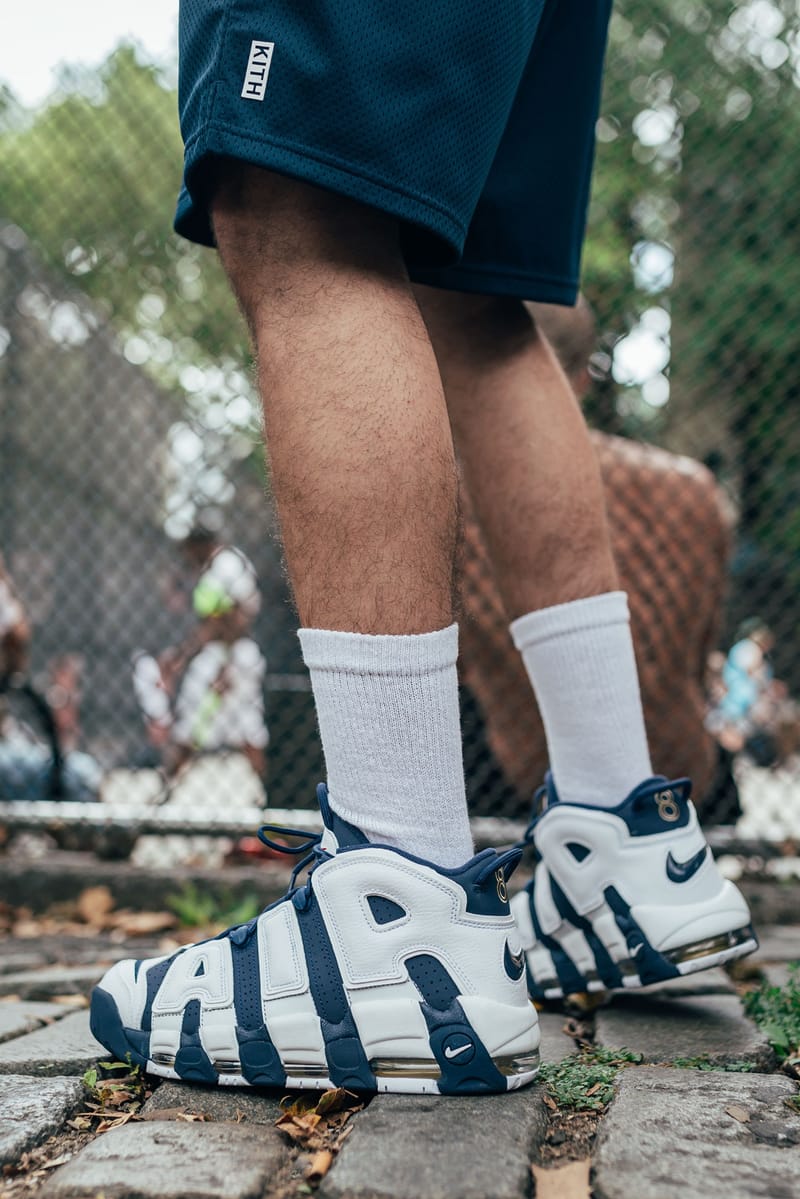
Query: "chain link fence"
0 0 798 851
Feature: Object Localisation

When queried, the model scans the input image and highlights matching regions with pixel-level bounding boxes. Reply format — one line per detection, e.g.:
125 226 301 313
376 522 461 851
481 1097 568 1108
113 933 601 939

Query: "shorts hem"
177 124 466 261
408 263 579 305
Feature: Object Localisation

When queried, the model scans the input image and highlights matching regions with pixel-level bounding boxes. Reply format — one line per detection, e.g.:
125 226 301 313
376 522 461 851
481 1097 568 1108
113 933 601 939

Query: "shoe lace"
518 783 549 849
225 823 327 946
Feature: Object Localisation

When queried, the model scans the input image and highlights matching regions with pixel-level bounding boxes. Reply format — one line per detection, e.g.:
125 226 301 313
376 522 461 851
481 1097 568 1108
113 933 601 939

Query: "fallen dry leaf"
542 1093 559 1113
141 1107 201 1122
77 886 115 926
532 1158 591 1199
11 919 45 939
725 1105 751 1124
107 910 178 936
276 1088 363 1152
94 1111 140 1134
306 1149 334 1183
315 1087 356 1116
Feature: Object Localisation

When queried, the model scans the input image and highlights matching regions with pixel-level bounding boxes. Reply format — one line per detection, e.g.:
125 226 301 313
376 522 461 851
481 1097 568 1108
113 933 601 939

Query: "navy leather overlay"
406 954 506 1094
547 875 623 991
296 895 376 1090
174 998 217 1084
604 885 680 985
367 895 407 924
230 934 286 1086
141 957 173 1032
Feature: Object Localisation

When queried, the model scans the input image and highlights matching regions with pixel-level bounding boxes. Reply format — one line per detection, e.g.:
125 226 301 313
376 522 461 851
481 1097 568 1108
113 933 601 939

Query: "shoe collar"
530 772 693 838
317 783 371 853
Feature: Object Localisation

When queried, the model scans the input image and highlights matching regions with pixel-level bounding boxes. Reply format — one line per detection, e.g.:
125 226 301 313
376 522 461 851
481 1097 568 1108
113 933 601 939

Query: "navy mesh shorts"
175 0 612 303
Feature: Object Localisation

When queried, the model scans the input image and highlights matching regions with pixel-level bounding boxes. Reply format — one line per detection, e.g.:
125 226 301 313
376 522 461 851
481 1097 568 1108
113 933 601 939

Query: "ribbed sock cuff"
510 591 630 651
298 623 458 675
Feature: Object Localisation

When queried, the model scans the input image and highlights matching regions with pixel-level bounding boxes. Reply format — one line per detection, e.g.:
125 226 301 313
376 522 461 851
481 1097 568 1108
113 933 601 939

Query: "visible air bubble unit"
369 1049 540 1081
151 1053 176 1068
665 925 757 966
213 1059 242 1074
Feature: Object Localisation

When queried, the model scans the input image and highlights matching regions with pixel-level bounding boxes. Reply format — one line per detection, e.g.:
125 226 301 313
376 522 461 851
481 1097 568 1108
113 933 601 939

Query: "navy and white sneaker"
511 774 758 1001
90 785 540 1095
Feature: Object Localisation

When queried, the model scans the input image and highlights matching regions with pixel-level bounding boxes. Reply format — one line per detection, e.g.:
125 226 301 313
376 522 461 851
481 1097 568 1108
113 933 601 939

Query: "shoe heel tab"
620 776 693 835
450 848 520 916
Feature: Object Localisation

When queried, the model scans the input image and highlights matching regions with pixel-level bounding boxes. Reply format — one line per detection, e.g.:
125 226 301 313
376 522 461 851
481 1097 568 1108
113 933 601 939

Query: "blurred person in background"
0 552 30 682
132 528 268 780
459 298 733 817
707 618 797 767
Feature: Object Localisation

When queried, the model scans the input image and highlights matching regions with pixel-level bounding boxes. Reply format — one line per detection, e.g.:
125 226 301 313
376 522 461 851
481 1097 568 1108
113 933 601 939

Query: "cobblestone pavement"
0 926 797 1199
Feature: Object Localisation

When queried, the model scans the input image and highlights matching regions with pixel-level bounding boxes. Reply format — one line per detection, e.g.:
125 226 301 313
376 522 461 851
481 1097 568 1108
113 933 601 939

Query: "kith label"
242 41 274 101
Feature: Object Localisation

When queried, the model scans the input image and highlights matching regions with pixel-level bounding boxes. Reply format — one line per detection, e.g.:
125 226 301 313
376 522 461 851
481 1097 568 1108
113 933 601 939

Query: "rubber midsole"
151 1048 540 1081
532 926 758 998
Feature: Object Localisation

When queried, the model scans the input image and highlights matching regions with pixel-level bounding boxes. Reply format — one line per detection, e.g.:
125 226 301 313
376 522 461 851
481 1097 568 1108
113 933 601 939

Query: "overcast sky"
3 1 177 107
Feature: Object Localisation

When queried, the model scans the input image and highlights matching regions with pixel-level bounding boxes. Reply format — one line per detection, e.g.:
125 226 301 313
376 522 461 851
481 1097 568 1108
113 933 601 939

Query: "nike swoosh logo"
666 846 708 883
504 942 525 981
444 1043 472 1060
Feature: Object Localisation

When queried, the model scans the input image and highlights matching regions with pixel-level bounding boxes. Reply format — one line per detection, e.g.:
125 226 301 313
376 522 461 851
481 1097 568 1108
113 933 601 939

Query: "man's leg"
415 286 652 807
416 286 756 999
212 165 472 865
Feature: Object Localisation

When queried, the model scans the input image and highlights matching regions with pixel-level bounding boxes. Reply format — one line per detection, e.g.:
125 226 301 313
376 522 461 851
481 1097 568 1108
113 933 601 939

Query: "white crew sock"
510 591 653 808
298 623 474 867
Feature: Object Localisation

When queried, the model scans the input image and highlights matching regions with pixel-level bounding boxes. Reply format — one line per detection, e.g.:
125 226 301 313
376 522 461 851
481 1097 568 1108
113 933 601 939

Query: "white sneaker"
90 785 540 1095
511 774 757 1000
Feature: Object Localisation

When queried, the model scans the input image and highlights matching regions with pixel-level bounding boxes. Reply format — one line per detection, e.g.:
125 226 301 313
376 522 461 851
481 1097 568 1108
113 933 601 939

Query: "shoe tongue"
316 783 370 852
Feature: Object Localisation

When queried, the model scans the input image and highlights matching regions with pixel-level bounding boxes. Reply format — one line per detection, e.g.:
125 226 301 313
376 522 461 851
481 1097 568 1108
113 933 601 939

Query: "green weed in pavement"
167 882 260 929
538 1046 642 1111
671 1055 756 1072
742 963 800 1060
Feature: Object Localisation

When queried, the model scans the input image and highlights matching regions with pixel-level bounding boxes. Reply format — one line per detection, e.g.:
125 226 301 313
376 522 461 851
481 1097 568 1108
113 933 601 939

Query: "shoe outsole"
90 986 540 1096
531 924 759 1001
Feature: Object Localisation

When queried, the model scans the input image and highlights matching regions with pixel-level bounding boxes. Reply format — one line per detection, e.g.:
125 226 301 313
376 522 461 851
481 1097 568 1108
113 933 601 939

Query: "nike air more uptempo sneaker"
90 786 540 1095
511 775 758 1001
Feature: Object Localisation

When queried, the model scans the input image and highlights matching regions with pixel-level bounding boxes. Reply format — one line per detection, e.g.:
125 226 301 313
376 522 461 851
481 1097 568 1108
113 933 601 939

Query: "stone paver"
41 1121 288 1199
142 1080 284 1123
594 1066 800 1199
538 1011 577 1062
750 924 800 962
761 961 799 990
0 1075 83 1166
0 1008 103 1076
319 1089 547 1199
0 1000 69 1045
595 993 775 1069
0 964 106 1000
636 967 735 998
0 951 49 976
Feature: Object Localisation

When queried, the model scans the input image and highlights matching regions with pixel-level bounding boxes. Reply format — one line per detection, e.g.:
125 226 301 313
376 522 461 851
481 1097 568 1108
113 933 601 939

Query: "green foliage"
671 1055 756 1072
2 8 799 647
743 964 800 1059
0 46 248 386
167 882 261 929
537 1046 642 1111
82 1057 145 1109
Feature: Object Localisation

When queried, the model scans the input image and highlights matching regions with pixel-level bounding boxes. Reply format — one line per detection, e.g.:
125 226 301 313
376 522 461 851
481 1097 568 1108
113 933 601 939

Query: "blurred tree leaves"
0 8 798 666
0 46 249 392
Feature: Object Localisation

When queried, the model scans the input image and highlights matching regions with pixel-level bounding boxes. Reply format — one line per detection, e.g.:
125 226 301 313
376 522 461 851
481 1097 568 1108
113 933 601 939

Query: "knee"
415 286 539 368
